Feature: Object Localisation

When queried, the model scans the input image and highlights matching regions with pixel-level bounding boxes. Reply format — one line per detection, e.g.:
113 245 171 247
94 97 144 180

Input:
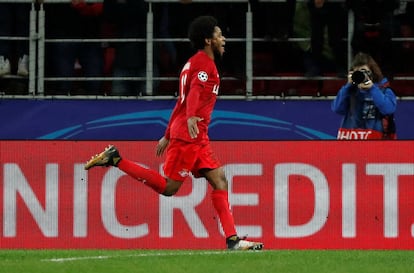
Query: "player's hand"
156 136 169 157
187 116 203 139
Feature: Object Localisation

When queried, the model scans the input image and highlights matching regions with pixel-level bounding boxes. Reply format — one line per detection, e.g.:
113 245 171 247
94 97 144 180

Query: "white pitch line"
44 255 111 262
42 250 262 263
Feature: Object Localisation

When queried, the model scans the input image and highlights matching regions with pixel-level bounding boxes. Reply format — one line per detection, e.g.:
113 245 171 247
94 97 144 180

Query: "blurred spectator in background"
154 3 177 79
393 1 414 73
254 0 296 41
45 0 104 95
154 0 193 76
398 1 414 50
304 0 347 77
103 0 153 96
346 0 400 77
0 3 30 77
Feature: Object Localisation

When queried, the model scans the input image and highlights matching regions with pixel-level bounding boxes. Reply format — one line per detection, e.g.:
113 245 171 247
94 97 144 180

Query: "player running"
84 15 263 251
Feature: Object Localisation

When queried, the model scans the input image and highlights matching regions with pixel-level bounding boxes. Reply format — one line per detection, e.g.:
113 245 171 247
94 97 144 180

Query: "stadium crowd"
0 0 413 96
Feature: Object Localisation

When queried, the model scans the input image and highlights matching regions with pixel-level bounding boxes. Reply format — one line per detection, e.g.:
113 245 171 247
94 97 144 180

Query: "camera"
351 70 372 85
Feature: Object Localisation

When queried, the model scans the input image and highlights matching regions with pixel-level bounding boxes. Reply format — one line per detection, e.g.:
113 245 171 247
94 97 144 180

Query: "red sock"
118 159 166 194
212 189 237 238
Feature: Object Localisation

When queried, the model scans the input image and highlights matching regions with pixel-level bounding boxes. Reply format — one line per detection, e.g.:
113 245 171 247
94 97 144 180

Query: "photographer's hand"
358 79 373 90
347 70 354 85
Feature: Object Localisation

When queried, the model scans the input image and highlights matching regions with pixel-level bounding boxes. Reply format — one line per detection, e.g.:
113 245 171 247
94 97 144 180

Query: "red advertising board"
1 140 414 249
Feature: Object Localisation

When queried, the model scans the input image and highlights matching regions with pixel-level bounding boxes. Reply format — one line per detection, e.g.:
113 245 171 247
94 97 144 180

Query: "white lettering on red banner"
1 141 414 249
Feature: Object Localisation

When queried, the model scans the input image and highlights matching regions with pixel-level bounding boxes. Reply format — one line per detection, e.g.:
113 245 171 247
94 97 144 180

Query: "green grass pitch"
1 249 413 273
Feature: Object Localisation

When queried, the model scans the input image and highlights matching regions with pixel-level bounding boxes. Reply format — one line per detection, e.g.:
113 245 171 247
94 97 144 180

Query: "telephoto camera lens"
351 70 366 85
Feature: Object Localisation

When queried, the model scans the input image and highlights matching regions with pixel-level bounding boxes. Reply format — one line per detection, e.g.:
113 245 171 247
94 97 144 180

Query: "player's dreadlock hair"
188 16 218 50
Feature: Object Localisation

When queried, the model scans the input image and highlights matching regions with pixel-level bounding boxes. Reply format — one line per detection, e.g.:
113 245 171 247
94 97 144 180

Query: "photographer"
331 52 397 139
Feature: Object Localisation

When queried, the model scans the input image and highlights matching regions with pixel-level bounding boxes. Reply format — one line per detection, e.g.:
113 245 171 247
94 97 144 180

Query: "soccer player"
84 15 263 251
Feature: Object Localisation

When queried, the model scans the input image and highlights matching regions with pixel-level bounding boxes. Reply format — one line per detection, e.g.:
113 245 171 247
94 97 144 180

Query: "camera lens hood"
351 70 366 85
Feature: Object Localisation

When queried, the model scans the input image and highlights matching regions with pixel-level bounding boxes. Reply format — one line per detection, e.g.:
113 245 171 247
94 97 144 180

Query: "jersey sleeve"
186 61 211 118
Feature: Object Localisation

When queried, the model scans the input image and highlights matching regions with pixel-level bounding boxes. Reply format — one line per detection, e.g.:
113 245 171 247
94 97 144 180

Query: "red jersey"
165 50 220 144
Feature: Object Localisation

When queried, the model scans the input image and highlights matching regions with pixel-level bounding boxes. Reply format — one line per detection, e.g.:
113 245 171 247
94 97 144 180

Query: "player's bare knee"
161 189 177 197
162 179 182 196
209 176 228 190
216 178 228 190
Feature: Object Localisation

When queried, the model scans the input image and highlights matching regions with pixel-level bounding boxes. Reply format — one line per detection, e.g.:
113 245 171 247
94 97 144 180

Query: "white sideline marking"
42 250 261 263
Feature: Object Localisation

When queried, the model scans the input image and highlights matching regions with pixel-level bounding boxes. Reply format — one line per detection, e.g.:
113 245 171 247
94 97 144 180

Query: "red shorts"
163 139 221 182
